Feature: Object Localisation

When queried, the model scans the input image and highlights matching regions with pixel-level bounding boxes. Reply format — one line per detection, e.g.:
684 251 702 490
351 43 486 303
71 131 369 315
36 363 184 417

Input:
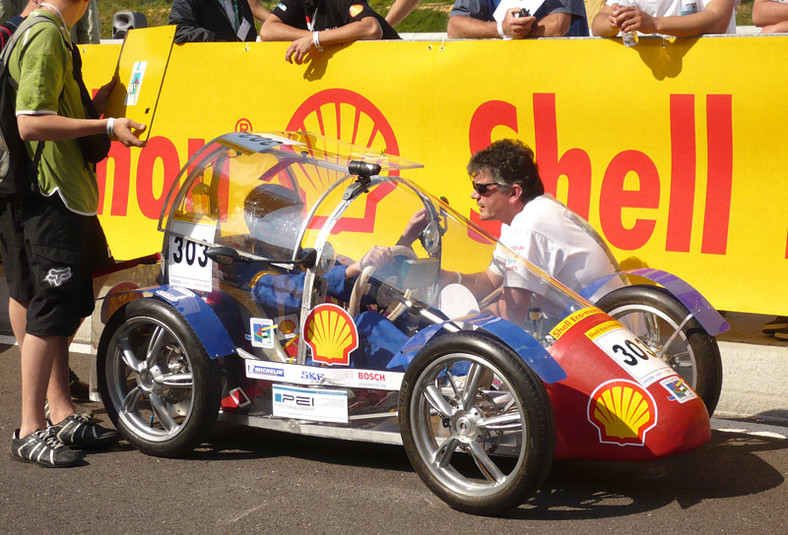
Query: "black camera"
514 8 531 17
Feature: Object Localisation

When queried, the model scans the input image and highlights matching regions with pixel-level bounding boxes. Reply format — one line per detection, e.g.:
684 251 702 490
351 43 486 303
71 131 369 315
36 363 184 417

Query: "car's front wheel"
399 332 555 515
97 298 221 457
596 285 723 416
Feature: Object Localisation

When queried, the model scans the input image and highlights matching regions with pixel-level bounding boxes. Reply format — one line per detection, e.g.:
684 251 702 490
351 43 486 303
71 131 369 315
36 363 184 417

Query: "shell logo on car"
304 303 358 366
588 379 657 446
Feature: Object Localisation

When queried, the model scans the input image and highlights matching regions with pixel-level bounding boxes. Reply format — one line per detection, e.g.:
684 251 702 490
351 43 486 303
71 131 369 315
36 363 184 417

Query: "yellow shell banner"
78 36 788 316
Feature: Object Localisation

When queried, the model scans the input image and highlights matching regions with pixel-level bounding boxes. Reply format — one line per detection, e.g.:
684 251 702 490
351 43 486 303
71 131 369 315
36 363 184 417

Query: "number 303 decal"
171 236 209 267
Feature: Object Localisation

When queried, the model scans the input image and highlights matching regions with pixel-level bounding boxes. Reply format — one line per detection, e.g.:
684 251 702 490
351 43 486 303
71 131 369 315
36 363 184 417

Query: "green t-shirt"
8 10 98 215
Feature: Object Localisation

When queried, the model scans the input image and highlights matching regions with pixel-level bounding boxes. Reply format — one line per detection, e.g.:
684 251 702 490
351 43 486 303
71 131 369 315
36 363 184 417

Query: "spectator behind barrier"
260 0 399 65
169 0 270 43
592 0 738 38
752 0 788 33
447 0 590 39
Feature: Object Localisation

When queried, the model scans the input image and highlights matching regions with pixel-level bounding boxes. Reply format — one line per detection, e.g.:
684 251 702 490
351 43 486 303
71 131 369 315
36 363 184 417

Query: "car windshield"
159 131 593 351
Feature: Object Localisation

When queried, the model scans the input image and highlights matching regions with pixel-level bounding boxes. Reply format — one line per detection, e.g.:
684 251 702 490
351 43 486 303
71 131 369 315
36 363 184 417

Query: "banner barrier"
79 35 788 316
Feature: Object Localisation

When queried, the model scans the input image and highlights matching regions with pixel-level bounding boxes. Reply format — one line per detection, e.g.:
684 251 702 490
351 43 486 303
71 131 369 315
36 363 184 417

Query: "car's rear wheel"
596 285 723 416
399 332 554 515
97 298 221 457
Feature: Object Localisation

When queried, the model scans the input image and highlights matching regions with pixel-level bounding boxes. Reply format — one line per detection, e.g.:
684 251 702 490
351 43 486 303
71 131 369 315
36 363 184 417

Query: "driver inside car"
228 183 410 370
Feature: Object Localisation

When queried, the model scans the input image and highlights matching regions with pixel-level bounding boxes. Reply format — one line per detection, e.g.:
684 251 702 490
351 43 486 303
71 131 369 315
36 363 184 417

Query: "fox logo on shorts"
43 267 72 288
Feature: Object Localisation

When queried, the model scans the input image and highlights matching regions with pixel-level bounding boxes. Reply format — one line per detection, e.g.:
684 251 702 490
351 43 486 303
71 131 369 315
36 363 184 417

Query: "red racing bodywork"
545 307 711 460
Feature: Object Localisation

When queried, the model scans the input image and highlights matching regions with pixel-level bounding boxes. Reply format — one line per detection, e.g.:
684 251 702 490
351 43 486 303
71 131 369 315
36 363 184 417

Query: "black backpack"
0 15 47 198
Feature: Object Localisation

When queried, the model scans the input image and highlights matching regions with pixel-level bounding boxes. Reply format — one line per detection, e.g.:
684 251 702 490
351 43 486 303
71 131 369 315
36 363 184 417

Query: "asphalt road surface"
1 344 786 534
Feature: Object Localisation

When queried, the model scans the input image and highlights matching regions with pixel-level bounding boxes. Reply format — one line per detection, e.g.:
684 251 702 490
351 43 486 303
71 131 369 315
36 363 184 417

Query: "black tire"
596 285 723 416
97 298 221 457
399 332 555 515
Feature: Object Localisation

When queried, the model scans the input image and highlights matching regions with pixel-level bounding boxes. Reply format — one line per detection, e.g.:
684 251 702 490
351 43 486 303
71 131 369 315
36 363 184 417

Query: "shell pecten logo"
587 379 657 446
304 303 358 366
349 4 364 17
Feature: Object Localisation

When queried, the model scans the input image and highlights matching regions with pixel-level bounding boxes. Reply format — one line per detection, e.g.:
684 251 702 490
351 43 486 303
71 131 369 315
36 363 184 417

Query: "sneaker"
11 428 84 468
68 368 90 401
49 412 120 449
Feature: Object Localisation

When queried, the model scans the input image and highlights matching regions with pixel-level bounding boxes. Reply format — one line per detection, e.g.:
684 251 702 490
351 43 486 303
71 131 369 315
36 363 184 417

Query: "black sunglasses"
471 181 507 196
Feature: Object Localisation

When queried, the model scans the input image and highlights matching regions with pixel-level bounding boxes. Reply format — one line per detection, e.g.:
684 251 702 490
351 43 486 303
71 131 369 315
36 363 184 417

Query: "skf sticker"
660 375 698 404
349 4 364 17
304 303 358 366
125 61 146 106
550 306 603 340
588 379 657 446
250 318 276 349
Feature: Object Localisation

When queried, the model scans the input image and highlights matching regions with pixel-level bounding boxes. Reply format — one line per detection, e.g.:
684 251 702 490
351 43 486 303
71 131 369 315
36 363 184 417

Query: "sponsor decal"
245 360 403 390
250 364 285 378
588 379 657 446
276 315 299 340
272 384 348 423
591 325 674 387
304 303 358 366
660 375 698 403
43 267 72 288
349 4 364 17
550 306 603 340
249 318 276 349
125 61 146 106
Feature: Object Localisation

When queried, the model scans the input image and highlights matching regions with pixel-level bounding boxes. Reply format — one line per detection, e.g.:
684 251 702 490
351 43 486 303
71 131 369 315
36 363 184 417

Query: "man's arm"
752 0 788 27
591 4 620 36
448 9 535 38
247 0 271 23
17 115 146 148
525 12 571 36
601 0 736 37
262 14 382 63
486 286 531 325
386 0 420 26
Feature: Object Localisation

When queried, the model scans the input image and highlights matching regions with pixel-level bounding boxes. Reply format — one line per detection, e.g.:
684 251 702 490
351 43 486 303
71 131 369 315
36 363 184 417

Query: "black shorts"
0 193 113 337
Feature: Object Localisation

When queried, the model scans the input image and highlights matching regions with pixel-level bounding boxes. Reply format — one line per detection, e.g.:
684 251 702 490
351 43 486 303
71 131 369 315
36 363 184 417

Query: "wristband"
106 117 115 138
313 31 323 52
497 19 506 39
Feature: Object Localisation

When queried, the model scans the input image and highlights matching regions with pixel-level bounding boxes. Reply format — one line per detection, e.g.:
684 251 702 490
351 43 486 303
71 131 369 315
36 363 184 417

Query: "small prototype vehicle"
96 132 727 515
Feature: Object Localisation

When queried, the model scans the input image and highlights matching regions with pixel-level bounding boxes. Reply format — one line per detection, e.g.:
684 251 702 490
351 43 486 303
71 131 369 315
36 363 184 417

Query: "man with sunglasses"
400 139 620 325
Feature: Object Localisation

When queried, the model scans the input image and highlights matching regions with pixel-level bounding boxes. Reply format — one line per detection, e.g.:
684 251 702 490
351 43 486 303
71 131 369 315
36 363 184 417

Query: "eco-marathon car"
95 131 726 515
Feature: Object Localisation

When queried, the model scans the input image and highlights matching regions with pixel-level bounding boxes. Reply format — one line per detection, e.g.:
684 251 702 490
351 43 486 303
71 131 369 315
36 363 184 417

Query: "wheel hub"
452 408 481 443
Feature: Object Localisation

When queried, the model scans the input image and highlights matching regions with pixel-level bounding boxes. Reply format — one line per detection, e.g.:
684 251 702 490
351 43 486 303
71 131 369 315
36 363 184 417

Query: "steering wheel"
348 245 417 318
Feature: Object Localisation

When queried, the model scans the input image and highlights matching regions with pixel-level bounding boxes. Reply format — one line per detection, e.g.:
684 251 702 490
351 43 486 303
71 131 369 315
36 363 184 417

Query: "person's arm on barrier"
262 14 382 64
386 0 420 26
591 4 621 36
753 0 788 28
18 115 146 148
448 9 535 38
525 12 572 36
247 0 271 23
599 0 735 37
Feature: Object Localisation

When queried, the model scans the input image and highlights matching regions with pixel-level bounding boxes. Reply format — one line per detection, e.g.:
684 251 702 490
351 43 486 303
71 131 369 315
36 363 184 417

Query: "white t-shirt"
489 195 622 313
605 0 739 34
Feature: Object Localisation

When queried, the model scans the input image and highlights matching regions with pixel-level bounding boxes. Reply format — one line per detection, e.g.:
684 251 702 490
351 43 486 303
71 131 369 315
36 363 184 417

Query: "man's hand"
112 118 147 148
285 35 316 64
503 8 536 39
346 246 393 278
397 209 428 247
609 3 658 34
92 77 117 116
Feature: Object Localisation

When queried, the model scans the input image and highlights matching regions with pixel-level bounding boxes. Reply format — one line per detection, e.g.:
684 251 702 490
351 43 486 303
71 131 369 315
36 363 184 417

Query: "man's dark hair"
467 139 544 203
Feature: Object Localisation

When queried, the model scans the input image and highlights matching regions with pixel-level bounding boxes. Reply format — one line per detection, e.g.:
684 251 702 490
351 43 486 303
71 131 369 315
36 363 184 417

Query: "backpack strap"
0 14 56 181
